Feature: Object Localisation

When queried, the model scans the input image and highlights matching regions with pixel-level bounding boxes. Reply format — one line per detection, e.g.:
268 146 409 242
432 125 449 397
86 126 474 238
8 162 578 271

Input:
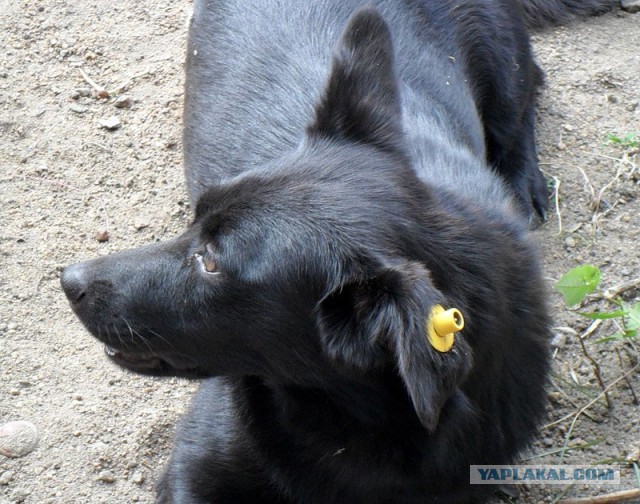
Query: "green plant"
555 264 601 307
605 131 640 149
555 264 639 343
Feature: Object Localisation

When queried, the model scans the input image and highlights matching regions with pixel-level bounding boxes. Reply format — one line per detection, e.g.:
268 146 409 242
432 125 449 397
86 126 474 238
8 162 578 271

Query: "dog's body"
61 1 616 502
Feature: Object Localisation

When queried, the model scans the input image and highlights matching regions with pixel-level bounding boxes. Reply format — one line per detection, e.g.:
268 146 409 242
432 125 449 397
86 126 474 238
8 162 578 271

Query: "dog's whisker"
139 325 182 354
122 317 156 355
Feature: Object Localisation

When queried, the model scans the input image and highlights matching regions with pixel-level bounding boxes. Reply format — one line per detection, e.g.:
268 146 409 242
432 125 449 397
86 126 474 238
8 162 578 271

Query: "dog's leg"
453 1 549 225
484 80 549 227
498 96 549 225
155 379 286 504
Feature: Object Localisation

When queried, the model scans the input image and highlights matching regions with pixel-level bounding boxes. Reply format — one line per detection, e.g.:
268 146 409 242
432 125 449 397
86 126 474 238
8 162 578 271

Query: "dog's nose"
60 262 89 304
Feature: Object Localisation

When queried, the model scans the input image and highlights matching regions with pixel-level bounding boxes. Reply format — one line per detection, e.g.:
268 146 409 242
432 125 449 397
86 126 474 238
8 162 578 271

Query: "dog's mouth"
103 345 203 378
104 345 162 370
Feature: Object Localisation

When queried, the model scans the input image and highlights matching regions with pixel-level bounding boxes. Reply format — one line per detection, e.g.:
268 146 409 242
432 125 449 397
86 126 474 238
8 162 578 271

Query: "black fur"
517 0 618 29
60 1 613 502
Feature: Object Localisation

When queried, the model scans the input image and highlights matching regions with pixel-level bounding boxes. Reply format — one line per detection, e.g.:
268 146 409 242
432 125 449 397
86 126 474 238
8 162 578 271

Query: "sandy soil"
1 2 639 503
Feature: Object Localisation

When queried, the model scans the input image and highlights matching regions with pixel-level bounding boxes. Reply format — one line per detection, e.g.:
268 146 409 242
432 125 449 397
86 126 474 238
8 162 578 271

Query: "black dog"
61 1 615 502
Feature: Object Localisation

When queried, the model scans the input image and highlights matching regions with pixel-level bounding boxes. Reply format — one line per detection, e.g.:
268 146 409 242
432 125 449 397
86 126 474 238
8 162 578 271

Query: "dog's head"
62 9 476 431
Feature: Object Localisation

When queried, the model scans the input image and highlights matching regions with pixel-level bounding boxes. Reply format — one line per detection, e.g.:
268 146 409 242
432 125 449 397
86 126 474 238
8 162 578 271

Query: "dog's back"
184 1 518 212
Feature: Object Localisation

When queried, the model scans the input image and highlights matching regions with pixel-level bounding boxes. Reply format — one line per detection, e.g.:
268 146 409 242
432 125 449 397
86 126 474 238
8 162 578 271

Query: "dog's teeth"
104 345 117 356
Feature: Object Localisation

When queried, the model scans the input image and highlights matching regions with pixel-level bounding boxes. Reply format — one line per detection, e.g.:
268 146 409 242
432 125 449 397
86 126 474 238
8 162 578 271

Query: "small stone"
131 471 144 485
114 95 133 109
12 488 30 501
133 216 150 230
0 470 15 485
0 421 39 458
622 0 640 13
547 391 563 404
551 333 567 348
542 438 554 447
98 116 121 130
626 446 640 463
564 236 576 248
96 89 110 99
7 322 17 331
562 124 574 132
97 470 115 483
73 393 83 401
9 389 20 396
95 230 109 242
76 87 91 97
69 103 88 114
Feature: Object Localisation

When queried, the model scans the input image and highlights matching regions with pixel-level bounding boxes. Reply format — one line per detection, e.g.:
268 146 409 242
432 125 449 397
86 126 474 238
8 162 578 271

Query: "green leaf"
625 302 640 330
607 133 622 144
594 329 638 344
555 265 601 307
606 132 640 148
580 310 625 320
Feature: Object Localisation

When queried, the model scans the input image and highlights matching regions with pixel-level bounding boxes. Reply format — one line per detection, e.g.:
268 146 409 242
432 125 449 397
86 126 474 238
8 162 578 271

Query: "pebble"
564 236 576 248
69 103 88 114
0 470 15 485
547 391 563 404
97 470 115 483
114 95 133 109
622 0 640 13
131 471 144 485
97 116 121 130
95 230 109 242
76 87 91 97
0 421 39 458
133 216 150 230
627 446 640 463
551 332 567 348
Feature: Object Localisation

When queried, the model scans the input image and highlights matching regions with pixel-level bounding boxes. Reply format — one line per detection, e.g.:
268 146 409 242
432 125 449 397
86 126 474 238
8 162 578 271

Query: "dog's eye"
194 244 219 275
202 255 217 273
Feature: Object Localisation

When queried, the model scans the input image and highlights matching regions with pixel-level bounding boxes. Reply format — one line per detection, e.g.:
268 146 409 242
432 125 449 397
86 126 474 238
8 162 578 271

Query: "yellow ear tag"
426 305 465 353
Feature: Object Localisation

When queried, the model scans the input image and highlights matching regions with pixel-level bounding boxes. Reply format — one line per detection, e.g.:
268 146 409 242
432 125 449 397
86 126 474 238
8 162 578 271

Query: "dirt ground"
1 1 639 503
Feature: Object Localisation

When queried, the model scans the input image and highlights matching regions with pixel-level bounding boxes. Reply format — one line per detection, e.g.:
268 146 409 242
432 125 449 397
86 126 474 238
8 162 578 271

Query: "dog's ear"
307 7 404 154
317 260 472 432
